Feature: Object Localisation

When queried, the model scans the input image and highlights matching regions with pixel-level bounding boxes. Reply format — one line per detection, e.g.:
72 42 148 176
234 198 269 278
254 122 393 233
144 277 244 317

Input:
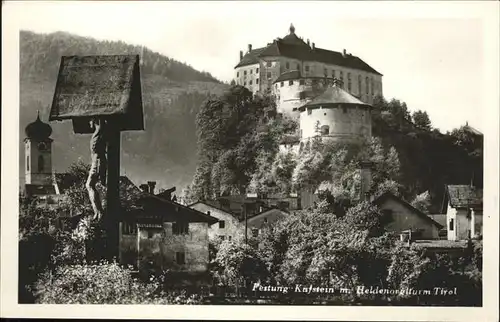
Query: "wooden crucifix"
49 55 144 259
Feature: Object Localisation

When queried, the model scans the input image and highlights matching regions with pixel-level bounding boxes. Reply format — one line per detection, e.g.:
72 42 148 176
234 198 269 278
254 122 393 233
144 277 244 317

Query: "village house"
246 208 289 238
188 201 244 242
118 178 219 275
372 191 444 240
443 184 483 241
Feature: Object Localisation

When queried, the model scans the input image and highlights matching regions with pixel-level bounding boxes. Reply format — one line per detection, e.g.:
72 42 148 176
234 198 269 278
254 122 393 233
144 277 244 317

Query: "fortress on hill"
234 24 383 147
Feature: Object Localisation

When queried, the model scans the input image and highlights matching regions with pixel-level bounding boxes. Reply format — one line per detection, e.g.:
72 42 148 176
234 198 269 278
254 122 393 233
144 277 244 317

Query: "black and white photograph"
1 1 499 320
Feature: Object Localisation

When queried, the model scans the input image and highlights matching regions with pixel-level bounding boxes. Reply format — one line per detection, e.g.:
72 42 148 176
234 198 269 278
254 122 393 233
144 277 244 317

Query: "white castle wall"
299 104 372 143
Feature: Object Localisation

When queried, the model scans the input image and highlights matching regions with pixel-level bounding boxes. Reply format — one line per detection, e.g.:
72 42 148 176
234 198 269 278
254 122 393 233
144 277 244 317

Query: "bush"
34 262 204 304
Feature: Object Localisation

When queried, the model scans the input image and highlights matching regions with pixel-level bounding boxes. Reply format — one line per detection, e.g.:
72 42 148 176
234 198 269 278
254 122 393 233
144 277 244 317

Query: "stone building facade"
234 24 383 116
188 201 244 242
118 178 218 274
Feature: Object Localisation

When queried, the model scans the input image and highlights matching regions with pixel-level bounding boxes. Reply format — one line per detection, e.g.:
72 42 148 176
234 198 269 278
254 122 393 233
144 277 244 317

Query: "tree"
412 110 432 131
411 191 432 213
212 240 268 287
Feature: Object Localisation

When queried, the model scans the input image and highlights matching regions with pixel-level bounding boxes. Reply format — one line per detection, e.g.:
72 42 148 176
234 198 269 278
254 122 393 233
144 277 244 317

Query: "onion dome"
25 111 52 140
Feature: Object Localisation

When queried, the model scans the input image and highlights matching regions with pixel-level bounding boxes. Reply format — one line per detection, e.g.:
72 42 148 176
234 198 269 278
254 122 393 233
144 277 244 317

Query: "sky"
4 1 499 133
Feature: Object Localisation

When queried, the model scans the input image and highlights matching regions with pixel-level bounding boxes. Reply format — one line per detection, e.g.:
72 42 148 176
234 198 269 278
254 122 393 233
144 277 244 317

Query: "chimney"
139 184 149 193
240 50 243 60
307 39 310 47
342 49 347 57
147 181 156 194
312 43 315 50
248 44 252 52
359 161 373 202
207 210 211 216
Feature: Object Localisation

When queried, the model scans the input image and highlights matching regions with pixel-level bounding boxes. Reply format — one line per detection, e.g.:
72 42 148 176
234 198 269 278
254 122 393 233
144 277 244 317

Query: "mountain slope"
19 30 229 193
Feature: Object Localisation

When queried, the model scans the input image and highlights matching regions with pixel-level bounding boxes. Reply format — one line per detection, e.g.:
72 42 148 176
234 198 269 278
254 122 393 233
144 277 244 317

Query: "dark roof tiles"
446 185 483 208
235 35 382 76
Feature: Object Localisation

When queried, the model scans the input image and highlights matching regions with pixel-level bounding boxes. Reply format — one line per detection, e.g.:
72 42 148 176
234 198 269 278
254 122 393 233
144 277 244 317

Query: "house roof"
446 185 483 209
372 191 444 229
463 124 483 136
188 201 239 219
296 85 370 112
119 177 218 224
235 29 382 76
428 214 447 228
246 207 289 222
49 55 144 133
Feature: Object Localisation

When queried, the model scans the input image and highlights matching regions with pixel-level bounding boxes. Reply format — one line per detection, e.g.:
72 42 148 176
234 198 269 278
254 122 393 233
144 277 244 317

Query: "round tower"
297 82 372 145
24 111 54 186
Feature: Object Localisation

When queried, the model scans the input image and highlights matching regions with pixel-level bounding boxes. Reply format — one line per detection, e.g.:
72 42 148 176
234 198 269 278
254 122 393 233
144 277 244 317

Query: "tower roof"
296 84 370 112
25 111 52 140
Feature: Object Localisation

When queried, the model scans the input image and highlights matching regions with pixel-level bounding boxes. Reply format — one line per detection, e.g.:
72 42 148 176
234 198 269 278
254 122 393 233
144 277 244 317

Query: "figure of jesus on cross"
86 118 107 221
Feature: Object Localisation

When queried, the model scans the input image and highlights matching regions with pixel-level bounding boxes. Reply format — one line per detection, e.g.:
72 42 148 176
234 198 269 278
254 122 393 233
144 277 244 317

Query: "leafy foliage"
34 262 203 304
186 86 293 201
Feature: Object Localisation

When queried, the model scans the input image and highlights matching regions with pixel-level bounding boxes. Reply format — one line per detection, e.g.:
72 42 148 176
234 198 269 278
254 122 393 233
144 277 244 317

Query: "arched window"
320 125 330 135
38 155 44 172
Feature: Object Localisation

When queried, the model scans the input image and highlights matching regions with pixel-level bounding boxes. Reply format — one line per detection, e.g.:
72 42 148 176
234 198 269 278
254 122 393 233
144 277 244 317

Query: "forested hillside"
185 85 483 213
19 30 228 191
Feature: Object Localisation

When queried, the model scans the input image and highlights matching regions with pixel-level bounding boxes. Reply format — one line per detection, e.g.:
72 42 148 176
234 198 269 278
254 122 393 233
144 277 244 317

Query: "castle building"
24 112 59 196
234 24 383 116
295 83 372 145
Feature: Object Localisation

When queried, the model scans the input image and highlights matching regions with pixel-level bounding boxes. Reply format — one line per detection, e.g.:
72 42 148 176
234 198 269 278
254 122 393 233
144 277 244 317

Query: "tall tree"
412 110 432 131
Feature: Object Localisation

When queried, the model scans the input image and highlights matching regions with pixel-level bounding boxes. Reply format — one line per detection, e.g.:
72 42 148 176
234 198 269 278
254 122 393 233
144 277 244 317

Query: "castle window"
249 80 253 85
267 61 272 67
244 70 247 76
305 65 310 72
256 79 259 84
267 72 271 79
38 155 44 172
289 80 294 86
172 222 189 235
26 155 29 171
237 72 239 77
250 69 253 74
358 75 362 94
299 79 305 85
366 77 369 94
371 78 374 94
244 81 246 86
299 91 306 100
285 62 290 70
256 68 259 73
219 220 225 229
176 252 186 265
228 236 232 241
320 125 330 135
280 82 284 87
449 218 454 231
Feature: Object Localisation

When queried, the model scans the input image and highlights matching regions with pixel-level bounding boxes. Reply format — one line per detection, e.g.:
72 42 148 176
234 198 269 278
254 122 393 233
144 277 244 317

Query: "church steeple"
24 112 54 189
